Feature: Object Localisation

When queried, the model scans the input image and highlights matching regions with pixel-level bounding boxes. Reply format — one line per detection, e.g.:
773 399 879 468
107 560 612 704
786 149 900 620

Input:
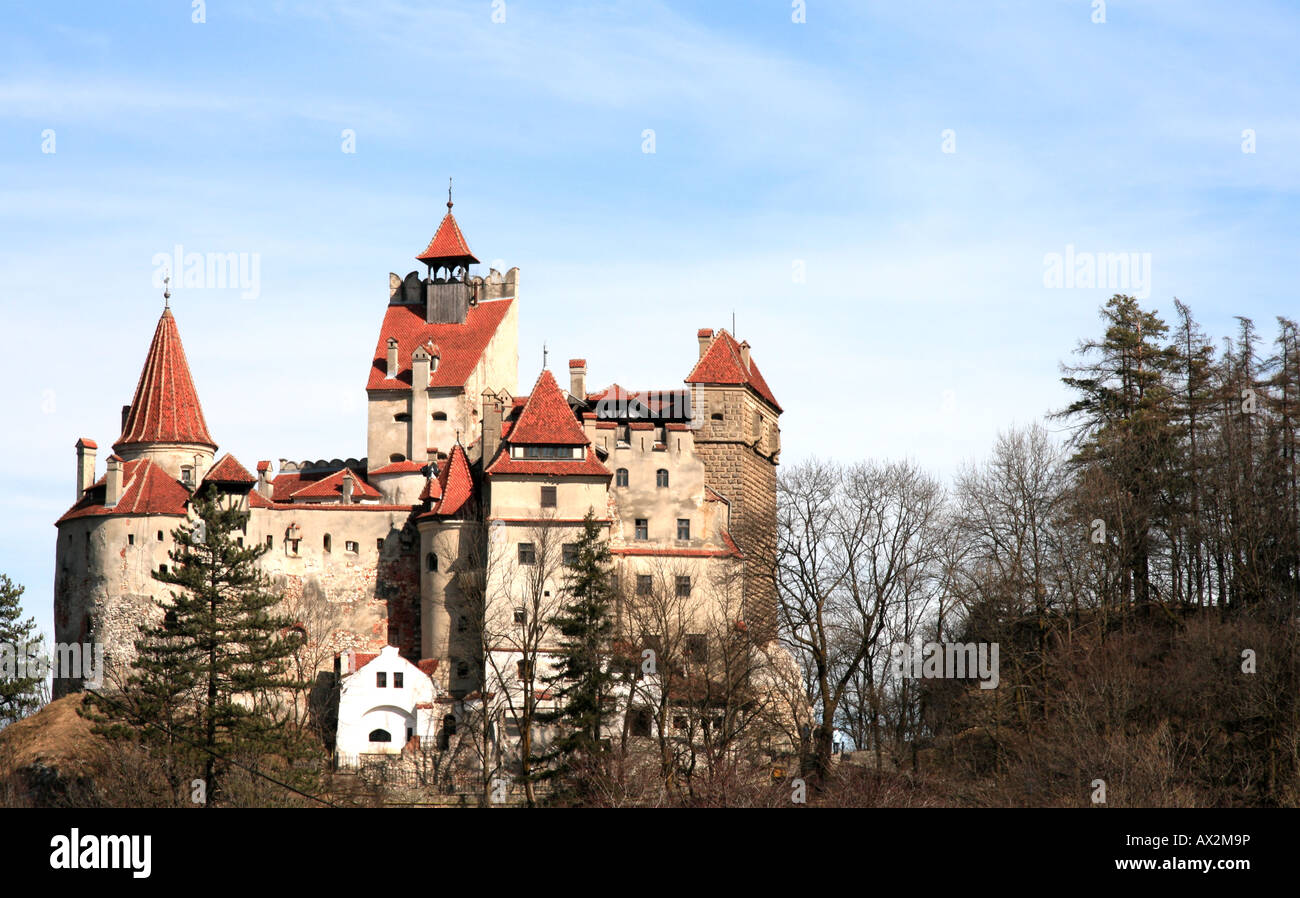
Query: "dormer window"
521 446 576 459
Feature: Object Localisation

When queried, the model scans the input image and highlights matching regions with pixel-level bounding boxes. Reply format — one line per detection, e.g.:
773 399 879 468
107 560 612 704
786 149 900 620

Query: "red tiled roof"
366 298 513 392
506 370 588 445
368 460 427 476
256 460 271 473
115 309 217 451
248 489 275 508
487 454 611 477
204 453 255 484
57 458 190 523
569 358 586 368
417 659 439 676
424 444 474 517
289 468 381 502
416 209 479 266
419 473 443 502
685 328 782 413
76 437 97 450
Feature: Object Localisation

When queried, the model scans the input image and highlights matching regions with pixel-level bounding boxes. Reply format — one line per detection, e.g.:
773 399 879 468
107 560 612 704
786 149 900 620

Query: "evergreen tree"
538 510 616 798
0 574 43 726
87 485 316 804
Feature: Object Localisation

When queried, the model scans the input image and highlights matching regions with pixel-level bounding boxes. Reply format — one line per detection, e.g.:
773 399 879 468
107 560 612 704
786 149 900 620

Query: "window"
610 574 620 595
711 412 724 422
541 485 557 508
635 519 648 540
236 537 243 547
685 634 708 664
289 539 300 556
656 468 669 487
637 575 653 596
389 451 406 461
677 519 690 540
368 729 392 743
456 661 470 679
522 446 576 459
158 564 168 575
562 543 578 566
393 672 403 688
753 410 762 438
345 540 359 553
128 534 135 546
628 707 652 738
516 659 533 680
615 468 629 487
393 413 410 424
518 543 536 565
157 530 164 541
433 411 447 421
513 607 526 624
266 535 273 548
376 672 387 687
457 615 468 633
426 552 438 572
323 534 332 553
180 466 194 487
673 715 687 731
443 715 457 736
377 538 385 552
676 575 692 597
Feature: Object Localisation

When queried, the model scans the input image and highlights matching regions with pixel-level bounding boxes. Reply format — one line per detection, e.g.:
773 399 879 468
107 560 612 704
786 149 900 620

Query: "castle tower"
367 193 519 474
113 306 217 486
685 329 782 640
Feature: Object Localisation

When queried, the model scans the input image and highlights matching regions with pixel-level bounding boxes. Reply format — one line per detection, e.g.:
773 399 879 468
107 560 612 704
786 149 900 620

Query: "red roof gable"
685 328 782 413
57 458 191 523
416 209 479 266
486 454 611 477
203 453 255 485
367 298 513 392
426 444 474 517
289 468 381 502
507 370 588 445
115 309 217 451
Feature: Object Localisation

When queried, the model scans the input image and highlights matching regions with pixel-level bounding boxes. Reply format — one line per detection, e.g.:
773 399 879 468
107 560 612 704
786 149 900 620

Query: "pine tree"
537 510 616 799
87 484 317 804
0 574 43 726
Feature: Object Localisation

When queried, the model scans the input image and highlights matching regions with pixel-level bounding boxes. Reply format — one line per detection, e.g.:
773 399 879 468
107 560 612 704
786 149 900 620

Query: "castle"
52 199 787 758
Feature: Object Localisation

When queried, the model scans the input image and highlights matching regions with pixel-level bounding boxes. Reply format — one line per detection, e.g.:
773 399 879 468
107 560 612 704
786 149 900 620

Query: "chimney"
341 470 355 505
410 345 433 463
481 390 503 464
75 438 97 499
697 328 713 359
256 460 272 498
386 338 399 378
739 340 751 372
569 359 587 399
105 455 124 507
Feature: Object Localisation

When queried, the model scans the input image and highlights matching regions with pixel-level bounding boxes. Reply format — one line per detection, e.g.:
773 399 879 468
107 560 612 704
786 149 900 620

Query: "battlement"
278 457 368 475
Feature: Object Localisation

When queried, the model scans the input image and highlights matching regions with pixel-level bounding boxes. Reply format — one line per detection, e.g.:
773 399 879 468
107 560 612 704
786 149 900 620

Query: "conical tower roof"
114 308 216 451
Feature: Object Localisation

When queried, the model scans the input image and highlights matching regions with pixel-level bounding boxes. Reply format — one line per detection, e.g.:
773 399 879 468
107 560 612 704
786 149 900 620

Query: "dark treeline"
779 295 1300 806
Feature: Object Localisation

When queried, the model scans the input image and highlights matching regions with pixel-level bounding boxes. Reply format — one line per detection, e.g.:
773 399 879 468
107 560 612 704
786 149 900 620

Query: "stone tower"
685 328 782 640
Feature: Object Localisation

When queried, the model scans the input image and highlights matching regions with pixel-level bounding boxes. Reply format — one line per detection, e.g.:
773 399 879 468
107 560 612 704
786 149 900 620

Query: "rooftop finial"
447 176 453 211
163 269 171 309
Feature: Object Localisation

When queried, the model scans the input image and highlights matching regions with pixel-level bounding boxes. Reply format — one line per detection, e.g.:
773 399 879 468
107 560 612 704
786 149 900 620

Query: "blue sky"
1 0 1297 630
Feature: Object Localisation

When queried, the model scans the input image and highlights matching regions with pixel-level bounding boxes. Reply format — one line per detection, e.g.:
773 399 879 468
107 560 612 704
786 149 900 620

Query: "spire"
417 179 479 272
114 308 216 451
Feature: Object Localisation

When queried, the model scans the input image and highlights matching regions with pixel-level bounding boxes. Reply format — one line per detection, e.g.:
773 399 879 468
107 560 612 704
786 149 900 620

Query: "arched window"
426 552 438 572
656 468 669 487
323 533 332 553
432 411 447 421
368 729 392 743
443 714 457 736
616 468 629 487
390 453 406 463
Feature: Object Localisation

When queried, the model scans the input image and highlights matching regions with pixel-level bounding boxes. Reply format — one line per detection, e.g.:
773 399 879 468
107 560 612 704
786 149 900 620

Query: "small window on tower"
393 414 410 424
426 552 438 572
433 412 447 421
128 534 135 546
266 535 273 548
157 531 164 542
656 469 669 487
345 540 359 553
390 452 406 462
635 519 648 540
677 519 690 540
456 661 470 679
180 466 194 487
616 468 629 487
323 534 332 553
541 485 557 508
